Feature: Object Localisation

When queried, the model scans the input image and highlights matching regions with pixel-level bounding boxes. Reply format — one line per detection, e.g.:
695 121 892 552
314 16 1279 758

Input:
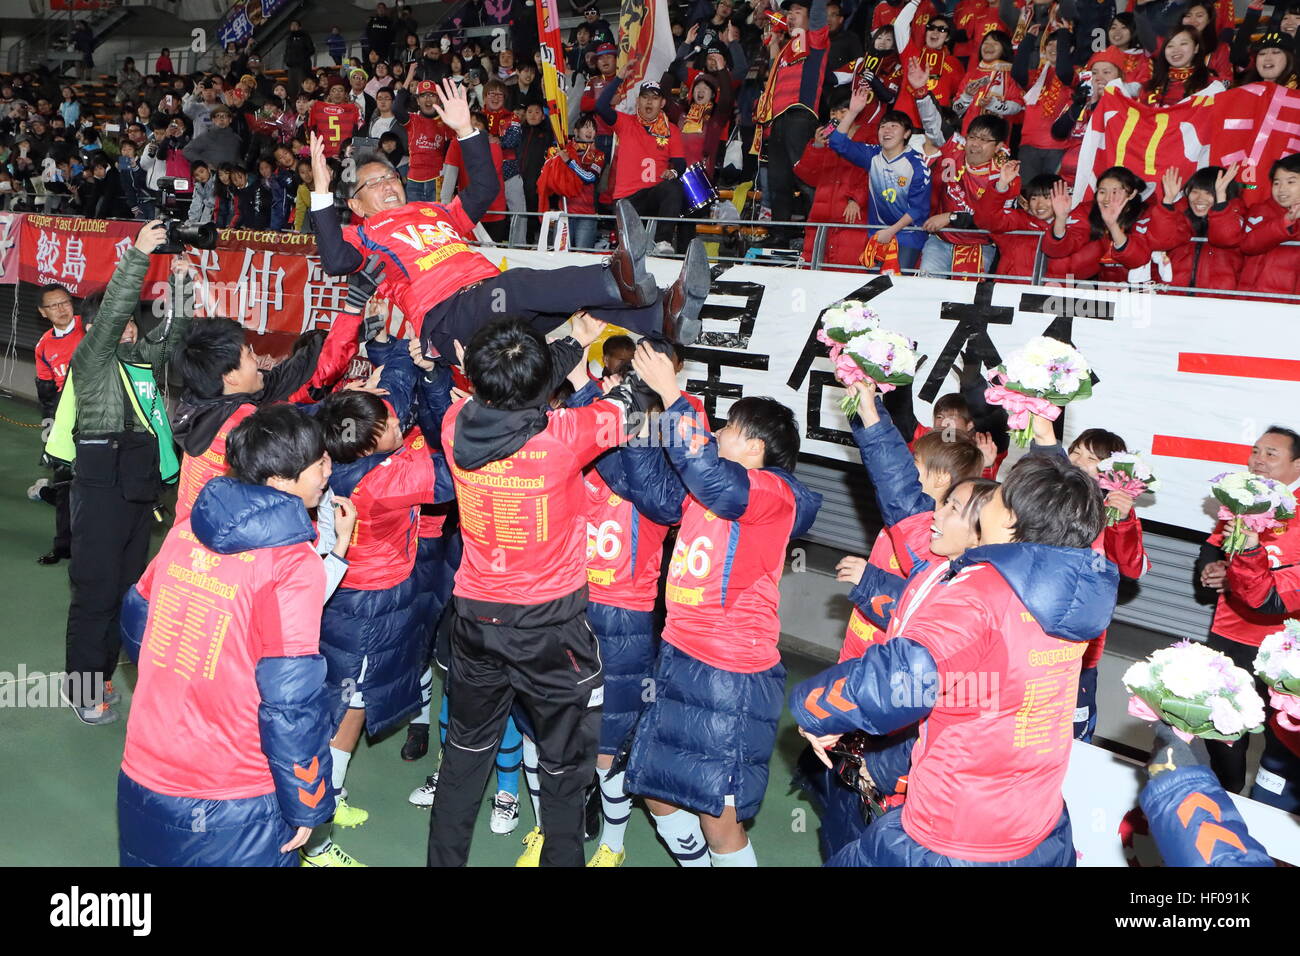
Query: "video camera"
152 176 218 255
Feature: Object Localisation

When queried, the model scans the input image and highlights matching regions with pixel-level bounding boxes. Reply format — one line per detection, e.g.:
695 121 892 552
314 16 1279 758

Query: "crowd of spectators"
2 0 1299 292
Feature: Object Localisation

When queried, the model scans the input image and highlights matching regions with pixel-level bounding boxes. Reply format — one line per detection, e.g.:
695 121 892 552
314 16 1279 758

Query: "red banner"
1208 82 1300 207
16 215 359 349
0 212 21 285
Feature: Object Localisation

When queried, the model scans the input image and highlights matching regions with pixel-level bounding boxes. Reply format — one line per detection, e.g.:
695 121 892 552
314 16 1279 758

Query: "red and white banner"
13 214 356 349
1208 82 1300 207
1071 87 1216 205
615 0 676 111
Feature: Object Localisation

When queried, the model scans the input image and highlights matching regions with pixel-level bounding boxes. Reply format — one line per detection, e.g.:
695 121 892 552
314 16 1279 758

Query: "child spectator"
825 94 931 272
970 162 1085 280
1148 164 1244 294
953 30 1023 135
1042 167 1151 282
1207 153 1300 298
1011 28 1075 182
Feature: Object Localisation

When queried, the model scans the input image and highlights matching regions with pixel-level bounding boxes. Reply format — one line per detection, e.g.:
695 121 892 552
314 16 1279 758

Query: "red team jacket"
840 511 937 661
175 403 258 524
403 112 452 183
443 396 625 607
794 123 873 268
1082 513 1149 669
338 426 444 591
340 198 500 334
34 319 84 393
1145 196 1244 293
584 466 669 613
1211 516 1300 646
1206 196 1300 298
122 515 326 799
1041 213 1153 282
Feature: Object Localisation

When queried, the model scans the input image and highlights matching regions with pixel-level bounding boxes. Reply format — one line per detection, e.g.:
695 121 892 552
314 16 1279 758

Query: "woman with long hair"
1144 26 1222 105
1043 166 1152 282
1106 12 1153 86
952 29 1023 134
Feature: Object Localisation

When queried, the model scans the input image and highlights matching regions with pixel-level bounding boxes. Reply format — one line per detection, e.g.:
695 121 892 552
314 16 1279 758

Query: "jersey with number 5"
584 467 669 612
309 101 362 157
662 470 799 674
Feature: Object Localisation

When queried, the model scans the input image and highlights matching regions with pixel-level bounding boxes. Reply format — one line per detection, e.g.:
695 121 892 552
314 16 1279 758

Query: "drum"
680 162 718 214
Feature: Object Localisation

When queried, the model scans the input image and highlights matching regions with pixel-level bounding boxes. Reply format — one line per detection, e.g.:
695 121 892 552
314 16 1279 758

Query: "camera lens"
168 221 218 250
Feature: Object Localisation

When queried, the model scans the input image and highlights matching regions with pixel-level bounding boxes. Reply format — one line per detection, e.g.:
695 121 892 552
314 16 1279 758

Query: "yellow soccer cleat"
515 826 544 867
300 843 366 867
333 797 369 828
586 844 626 867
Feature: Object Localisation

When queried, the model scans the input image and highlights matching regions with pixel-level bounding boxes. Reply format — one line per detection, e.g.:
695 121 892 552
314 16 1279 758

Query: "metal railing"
472 208 1300 304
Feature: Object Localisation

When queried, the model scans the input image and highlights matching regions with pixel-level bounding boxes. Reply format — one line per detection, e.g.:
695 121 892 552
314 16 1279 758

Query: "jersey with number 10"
662 470 798 674
309 101 362 157
584 468 669 612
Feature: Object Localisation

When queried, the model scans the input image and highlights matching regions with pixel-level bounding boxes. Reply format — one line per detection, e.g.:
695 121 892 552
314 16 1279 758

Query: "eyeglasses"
357 171 400 193
927 23 951 32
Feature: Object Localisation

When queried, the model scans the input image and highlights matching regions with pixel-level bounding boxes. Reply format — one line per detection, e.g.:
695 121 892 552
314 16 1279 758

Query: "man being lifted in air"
308 79 709 364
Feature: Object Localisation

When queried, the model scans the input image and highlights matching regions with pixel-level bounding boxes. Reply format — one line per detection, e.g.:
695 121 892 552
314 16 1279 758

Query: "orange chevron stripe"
298 780 327 808
803 687 831 719
1194 822 1246 863
826 677 856 713
1177 792 1221 827
870 594 894 617
293 755 320 783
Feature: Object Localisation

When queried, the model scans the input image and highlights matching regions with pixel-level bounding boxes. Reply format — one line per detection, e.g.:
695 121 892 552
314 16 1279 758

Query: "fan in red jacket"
892 2 962 127
794 90 873 269
834 28 903 143
1147 165 1246 295
952 32 1025 136
1195 428 1300 802
1205 154 1300 300
969 161 1089 281
1042 167 1152 282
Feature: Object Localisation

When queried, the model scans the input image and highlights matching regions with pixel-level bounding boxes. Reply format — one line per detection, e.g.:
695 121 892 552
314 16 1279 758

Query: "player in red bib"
427 314 649 868
793 454 1118 866
615 344 822 867
117 406 338 866
308 79 711 367
308 80 362 158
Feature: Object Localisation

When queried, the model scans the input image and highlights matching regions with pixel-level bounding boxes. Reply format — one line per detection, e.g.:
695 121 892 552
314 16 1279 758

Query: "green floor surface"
0 399 827 867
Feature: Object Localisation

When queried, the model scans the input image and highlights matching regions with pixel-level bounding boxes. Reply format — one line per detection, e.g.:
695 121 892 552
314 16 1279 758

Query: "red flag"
616 0 675 111
1209 82 1300 206
1071 87 1215 205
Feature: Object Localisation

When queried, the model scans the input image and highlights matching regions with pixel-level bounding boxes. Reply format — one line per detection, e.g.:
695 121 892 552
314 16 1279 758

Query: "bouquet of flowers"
1209 471 1296 557
1254 621 1300 731
817 306 918 418
1096 452 1159 526
1123 640 1265 742
984 336 1092 447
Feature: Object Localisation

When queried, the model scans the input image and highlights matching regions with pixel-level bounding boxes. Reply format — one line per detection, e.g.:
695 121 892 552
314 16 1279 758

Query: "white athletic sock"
330 746 351 794
597 769 631 853
710 840 757 867
651 809 710 867
521 736 542 825
413 667 433 725
303 822 332 857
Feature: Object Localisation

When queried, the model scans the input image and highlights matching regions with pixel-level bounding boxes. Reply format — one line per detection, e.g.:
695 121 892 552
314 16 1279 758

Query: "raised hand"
433 77 473 136
906 57 929 92
309 132 331 193
848 84 873 117
1160 166 1183 203
1216 160 1239 203
1049 179 1072 221
997 158 1020 191
616 53 640 81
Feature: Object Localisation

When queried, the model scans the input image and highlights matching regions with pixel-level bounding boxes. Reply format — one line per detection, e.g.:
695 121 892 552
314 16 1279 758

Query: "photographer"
54 221 197 725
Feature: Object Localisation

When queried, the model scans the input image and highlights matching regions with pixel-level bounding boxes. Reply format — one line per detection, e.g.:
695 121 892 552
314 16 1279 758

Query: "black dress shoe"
661 238 711 347
37 550 69 566
401 723 430 761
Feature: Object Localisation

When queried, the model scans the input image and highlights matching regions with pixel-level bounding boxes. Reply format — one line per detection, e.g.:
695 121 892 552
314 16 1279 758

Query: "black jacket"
284 30 316 69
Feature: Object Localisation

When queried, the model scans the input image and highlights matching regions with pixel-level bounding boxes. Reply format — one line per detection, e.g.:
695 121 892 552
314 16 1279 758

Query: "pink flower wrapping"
1214 507 1287 533
818 329 898 394
1098 474 1148 498
1127 695 1196 743
1270 689 1300 732
983 374 1062 430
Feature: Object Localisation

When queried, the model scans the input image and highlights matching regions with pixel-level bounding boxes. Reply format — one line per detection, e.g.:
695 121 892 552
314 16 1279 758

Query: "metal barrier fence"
477 207 1300 304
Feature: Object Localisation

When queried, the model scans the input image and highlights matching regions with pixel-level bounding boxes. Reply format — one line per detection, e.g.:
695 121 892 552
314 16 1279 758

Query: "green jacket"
68 246 194 436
